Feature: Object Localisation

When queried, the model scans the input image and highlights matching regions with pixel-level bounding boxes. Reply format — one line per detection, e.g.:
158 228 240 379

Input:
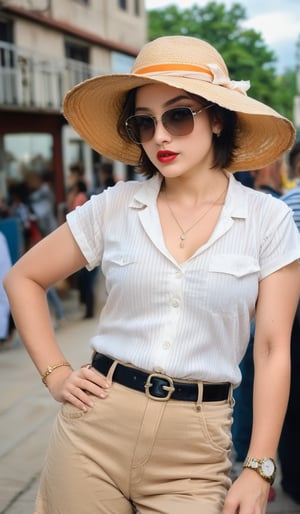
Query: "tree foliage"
147 2 296 122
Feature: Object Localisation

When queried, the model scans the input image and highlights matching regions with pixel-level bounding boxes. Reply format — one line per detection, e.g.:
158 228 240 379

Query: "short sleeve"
66 191 107 270
259 198 300 279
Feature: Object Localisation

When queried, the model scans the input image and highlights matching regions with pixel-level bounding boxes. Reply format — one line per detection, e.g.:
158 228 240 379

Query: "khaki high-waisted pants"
35 363 233 514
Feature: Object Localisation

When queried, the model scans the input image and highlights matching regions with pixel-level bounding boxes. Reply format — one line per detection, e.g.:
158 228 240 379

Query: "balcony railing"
0 41 104 111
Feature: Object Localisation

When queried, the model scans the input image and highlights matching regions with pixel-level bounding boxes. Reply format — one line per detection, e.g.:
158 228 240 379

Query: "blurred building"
0 0 147 204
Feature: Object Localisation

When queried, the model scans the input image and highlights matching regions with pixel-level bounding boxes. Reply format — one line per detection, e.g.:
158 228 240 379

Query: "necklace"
164 184 228 248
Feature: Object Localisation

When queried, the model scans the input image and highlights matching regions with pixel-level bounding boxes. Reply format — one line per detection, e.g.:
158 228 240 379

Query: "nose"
152 118 171 143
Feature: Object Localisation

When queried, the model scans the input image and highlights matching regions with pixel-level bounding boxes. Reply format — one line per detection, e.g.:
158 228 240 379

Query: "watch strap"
243 456 276 485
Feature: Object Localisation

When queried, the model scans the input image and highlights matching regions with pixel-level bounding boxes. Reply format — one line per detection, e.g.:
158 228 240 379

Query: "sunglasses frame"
125 104 213 145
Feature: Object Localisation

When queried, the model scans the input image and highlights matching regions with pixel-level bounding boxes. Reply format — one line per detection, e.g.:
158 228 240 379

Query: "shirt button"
162 341 171 350
172 298 180 308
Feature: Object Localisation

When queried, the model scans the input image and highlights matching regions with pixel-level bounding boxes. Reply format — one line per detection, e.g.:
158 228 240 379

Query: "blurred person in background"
67 179 88 211
26 171 66 328
278 140 300 505
8 183 31 251
0 231 13 348
92 162 116 195
252 158 283 198
65 163 88 211
0 192 10 218
26 171 58 238
281 141 300 227
66 176 98 320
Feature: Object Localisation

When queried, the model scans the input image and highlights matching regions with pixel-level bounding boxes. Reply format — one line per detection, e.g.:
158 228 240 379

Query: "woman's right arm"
3 222 110 410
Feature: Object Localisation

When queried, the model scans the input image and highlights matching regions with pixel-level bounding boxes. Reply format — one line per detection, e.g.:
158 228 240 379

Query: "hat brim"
63 73 295 172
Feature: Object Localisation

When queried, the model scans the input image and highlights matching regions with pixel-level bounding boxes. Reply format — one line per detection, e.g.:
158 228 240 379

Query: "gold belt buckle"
144 373 175 401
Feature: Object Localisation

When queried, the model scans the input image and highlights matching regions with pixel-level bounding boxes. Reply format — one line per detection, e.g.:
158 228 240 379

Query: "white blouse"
67 173 300 386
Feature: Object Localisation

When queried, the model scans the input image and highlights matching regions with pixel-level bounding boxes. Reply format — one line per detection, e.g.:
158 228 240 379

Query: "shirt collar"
129 174 163 209
224 173 249 219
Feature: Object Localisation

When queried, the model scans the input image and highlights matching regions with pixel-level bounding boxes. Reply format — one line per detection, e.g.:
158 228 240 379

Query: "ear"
211 115 223 136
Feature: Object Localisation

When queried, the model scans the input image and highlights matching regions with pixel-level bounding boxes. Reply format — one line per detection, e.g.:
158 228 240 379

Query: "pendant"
179 232 186 249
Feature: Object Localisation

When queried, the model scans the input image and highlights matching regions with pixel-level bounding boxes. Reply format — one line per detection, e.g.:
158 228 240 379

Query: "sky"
145 0 300 74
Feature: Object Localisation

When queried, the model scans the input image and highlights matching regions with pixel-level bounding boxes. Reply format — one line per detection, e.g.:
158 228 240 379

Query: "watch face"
261 458 275 477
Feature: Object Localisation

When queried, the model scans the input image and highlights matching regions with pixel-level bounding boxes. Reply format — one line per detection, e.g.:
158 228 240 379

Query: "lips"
157 150 178 163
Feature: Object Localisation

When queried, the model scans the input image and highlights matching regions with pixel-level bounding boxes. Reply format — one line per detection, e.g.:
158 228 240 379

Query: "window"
64 40 90 85
0 18 16 104
72 0 89 4
0 17 13 43
4 133 53 183
65 41 89 63
118 0 127 10
134 0 140 16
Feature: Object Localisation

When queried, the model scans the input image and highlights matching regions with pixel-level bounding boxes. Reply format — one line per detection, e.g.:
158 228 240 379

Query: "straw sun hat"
63 35 295 172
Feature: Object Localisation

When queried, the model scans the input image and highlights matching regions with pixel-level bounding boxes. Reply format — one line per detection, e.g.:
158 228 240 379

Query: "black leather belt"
92 353 230 402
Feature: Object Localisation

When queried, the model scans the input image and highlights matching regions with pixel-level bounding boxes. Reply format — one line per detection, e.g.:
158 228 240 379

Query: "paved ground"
0 284 299 514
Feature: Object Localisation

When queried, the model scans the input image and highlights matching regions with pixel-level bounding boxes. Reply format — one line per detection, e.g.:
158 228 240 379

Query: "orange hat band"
135 63 213 81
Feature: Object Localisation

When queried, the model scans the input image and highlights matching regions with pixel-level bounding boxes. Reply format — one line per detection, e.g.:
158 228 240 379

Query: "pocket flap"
209 255 260 278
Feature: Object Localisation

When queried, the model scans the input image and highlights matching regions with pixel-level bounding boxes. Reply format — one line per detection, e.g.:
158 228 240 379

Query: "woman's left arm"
223 259 300 514
248 259 300 459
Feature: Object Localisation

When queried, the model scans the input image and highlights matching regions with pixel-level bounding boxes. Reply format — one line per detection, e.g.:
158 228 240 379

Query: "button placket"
150 269 185 369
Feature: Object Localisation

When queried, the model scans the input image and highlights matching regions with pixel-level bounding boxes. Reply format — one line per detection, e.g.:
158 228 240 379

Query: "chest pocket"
207 254 260 313
209 254 260 277
103 253 138 295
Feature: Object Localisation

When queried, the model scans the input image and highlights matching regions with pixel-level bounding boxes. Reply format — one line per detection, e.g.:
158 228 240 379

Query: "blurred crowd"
0 161 116 348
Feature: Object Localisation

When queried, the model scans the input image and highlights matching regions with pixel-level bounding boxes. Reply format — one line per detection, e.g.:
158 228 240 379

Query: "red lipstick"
157 150 178 163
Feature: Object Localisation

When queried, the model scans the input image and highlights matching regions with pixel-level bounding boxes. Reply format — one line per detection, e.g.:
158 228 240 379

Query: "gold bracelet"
41 362 72 386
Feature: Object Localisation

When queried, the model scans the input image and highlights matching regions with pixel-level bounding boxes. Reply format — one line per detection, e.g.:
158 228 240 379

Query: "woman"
4 36 300 514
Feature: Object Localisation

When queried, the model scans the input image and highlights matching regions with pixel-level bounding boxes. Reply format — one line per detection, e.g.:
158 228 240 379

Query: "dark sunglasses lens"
126 115 155 144
162 107 194 136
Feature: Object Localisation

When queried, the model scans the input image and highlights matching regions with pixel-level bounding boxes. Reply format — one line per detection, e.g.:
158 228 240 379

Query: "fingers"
79 365 111 393
49 366 111 411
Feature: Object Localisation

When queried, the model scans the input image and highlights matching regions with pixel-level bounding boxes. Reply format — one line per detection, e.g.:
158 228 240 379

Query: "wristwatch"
243 457 276 484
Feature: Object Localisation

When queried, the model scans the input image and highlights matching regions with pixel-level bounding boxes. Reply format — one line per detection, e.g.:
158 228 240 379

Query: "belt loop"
90 350 97 362
196 381 203 411
229 384 234 407
106 359 119 383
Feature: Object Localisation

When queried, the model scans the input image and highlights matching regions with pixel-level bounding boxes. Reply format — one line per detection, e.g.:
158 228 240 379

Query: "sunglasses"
125 104 213 144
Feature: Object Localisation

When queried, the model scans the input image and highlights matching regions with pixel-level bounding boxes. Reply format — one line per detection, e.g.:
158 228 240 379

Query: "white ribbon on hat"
208 64 250 95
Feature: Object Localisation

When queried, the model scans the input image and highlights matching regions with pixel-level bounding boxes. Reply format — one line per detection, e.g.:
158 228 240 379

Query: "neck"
161 170 228 205
162 173 229 249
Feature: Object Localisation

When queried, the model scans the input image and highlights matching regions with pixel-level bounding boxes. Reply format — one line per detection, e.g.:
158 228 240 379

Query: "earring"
215 131 221 138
